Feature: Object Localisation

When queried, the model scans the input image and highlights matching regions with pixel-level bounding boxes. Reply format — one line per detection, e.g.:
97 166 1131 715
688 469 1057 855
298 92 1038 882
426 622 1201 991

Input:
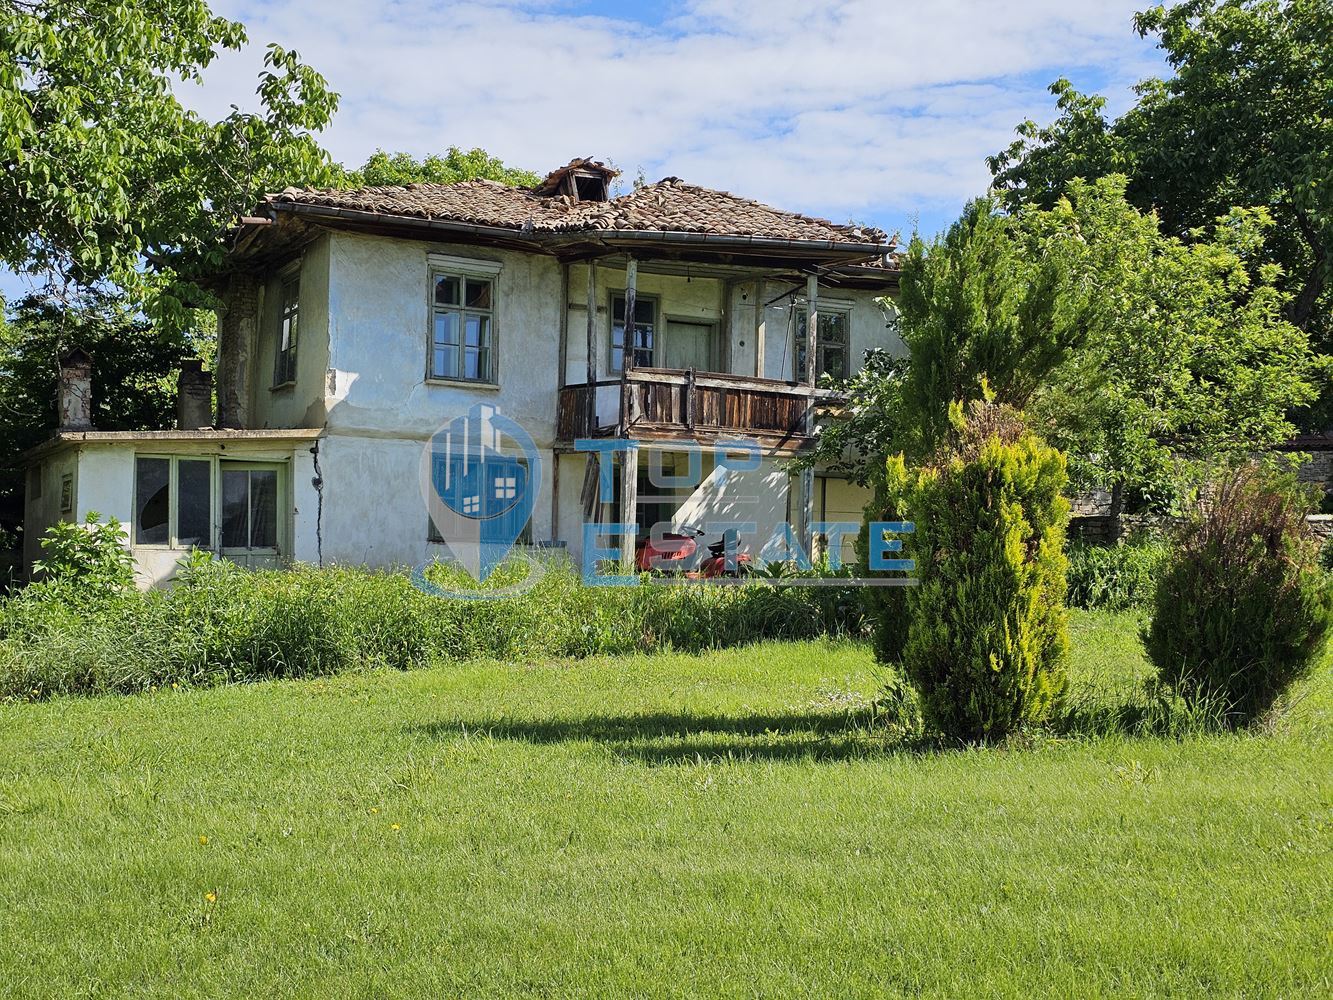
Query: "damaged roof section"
256 158 896 253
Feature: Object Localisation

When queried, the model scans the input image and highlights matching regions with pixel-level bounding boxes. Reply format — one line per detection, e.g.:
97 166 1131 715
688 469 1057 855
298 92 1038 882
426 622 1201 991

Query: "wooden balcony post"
619 257 638 436
620 442 639 570
585 261 597 432
805 273 819 387
798 466 815 564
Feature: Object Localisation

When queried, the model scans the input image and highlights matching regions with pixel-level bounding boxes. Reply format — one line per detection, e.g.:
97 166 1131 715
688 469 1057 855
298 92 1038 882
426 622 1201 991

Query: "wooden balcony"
556 368 839 450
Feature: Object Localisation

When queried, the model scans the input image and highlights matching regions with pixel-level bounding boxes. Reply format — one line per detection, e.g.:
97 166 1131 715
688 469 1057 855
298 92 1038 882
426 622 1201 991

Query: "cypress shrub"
888 400 1071 741
1144 465 1333 724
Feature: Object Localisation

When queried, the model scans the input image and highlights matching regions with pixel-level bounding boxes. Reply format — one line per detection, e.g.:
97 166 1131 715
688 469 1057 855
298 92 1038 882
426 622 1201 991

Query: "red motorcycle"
635 524 753 578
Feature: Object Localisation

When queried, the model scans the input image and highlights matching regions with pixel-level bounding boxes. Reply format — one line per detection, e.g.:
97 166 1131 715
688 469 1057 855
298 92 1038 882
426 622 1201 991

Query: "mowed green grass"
0 612 1329 999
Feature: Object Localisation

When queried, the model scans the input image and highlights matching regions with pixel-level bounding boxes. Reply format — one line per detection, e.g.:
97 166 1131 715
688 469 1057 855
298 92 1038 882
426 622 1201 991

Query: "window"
221 466 279 550
431 271 495 382
135 457 214 547
796 306 851 380
59 473 73 514
274 275 299 386
611 293 656 371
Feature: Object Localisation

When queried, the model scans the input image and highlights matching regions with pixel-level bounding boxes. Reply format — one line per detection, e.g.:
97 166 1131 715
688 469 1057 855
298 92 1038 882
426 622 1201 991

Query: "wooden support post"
753 279 766 378
585 261 597 432
623 257 638 369
619 442 639 570
798 466 815 564
805 273 819 387
619 256 638 436
684 367 696 430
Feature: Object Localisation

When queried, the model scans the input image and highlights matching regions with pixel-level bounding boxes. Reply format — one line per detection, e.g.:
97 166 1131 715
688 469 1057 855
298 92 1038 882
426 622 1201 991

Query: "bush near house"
0 557 864 700
883 400 1071 741
1144 465 1333 725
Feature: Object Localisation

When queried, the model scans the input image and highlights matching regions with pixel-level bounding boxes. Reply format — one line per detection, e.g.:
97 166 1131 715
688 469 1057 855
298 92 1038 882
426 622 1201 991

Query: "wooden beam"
798 467 815 564
619 442 639 570
585 262 597 431
805 273 819 388
753 279 766 378
620 256 638 435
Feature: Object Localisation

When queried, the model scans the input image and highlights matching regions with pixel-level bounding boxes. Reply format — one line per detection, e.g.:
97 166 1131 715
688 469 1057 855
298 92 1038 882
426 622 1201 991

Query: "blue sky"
2 0 1167 302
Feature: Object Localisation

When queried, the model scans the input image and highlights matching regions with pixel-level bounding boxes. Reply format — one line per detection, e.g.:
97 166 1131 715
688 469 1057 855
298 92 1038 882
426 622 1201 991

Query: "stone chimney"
176 359 214 430
57 348 93 431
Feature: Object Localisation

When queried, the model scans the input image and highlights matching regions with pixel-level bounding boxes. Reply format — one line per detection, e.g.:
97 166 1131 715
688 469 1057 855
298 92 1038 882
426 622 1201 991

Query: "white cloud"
183 0 1165 234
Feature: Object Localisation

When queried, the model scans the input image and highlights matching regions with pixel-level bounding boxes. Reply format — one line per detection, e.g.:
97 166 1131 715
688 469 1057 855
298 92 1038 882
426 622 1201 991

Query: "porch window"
274 275 299 386
133 456 213 548
222 467 279 550
611 293 656 371
796 306 850 380
431 272 495 383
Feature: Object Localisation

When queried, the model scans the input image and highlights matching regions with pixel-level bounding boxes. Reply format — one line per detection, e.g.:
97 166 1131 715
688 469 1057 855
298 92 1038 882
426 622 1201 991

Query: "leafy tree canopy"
0 0 339 326
813 178 1327 513
0 291 202 535
334 148 541 189
988 0 1333 358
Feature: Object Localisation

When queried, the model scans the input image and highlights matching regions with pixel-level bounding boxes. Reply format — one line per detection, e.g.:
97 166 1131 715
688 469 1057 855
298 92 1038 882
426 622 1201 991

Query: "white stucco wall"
24 440 318 588
252 235 333 430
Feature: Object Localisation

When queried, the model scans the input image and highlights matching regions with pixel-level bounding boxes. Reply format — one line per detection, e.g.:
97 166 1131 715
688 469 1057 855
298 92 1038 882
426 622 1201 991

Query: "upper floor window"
611 293 656 371
274 275 299 386
431 270 496 383
796 306 850 381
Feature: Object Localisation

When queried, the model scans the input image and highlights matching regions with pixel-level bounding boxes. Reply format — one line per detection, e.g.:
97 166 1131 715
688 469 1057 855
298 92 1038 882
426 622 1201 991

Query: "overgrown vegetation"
0 556 863 700
875 400 1071 741
1066 537 1168 611
1144 465 1333 725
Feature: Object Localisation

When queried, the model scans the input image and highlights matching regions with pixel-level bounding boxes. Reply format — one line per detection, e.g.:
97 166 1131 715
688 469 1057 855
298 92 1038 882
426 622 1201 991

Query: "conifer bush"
883 400 1071 741
1144 465 1333 725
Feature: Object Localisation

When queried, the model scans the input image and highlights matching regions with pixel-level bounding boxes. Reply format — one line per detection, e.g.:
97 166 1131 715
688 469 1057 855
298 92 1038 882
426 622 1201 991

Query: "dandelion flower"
369 807 379 815
390 823 401 832
198 835 208 846
205 892 217 904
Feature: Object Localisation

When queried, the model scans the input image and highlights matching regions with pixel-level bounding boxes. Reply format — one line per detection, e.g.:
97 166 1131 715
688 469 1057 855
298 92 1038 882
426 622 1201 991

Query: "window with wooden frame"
796 305 851 381
610 292 657 371
134 456 214 548
429 256 502 384
274 274 300 386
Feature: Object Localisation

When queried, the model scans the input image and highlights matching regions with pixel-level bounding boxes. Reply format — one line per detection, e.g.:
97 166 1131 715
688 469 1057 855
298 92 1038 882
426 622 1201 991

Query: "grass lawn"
1 611 1329 998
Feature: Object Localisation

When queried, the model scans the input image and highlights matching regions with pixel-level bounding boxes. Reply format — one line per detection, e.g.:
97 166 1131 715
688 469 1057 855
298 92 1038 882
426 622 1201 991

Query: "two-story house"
22 159 901 586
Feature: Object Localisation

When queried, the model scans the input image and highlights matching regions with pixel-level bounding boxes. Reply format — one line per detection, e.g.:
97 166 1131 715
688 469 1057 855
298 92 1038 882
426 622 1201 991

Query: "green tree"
1030 177 1325 520
0 292 201 537
989 0 1333 365
336 148 540 189
0 0 339 324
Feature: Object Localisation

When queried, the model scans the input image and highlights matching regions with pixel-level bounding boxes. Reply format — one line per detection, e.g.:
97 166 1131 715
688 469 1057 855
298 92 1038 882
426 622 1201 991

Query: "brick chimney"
176 359 214 430
57 348 93 431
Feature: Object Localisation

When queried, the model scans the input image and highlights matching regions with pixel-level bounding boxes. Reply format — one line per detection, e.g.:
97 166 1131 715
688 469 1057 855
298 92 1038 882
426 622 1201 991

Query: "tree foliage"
0 292 200 535
335 148 541 189
1145 463 1333 724
817 178 1325 512
0 0 339 324
989 0 1333 363
882 400 1071 741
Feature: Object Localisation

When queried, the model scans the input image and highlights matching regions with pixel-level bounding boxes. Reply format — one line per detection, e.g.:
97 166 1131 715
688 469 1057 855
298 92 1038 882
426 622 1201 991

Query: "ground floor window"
134 456 283 552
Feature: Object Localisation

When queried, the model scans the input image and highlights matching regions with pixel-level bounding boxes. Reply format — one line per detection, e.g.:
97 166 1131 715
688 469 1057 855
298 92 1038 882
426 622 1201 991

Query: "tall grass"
0 557 864 700
1066 538 1168 611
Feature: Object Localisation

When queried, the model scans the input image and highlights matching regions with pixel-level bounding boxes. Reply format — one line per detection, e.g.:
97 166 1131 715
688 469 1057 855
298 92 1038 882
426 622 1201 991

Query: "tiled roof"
265 175 892 247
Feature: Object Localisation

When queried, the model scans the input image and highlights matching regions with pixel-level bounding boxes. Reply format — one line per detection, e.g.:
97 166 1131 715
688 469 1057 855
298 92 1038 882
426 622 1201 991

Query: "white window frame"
427 253 503 386
132 455 288 553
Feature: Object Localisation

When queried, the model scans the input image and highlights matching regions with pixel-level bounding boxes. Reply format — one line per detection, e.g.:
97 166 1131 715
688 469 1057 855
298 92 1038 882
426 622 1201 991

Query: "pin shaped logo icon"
417 404 542 582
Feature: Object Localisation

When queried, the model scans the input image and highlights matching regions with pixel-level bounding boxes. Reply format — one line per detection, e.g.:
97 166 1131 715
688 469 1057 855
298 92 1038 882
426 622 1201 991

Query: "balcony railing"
557 368 838 448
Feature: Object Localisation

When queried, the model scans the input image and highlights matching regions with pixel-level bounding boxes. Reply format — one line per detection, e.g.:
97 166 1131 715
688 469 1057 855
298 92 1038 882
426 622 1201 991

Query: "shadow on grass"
408 709 928 765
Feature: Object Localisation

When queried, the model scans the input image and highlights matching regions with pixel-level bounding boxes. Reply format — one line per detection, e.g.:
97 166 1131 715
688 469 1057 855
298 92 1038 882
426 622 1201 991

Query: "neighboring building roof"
262 172 892 248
